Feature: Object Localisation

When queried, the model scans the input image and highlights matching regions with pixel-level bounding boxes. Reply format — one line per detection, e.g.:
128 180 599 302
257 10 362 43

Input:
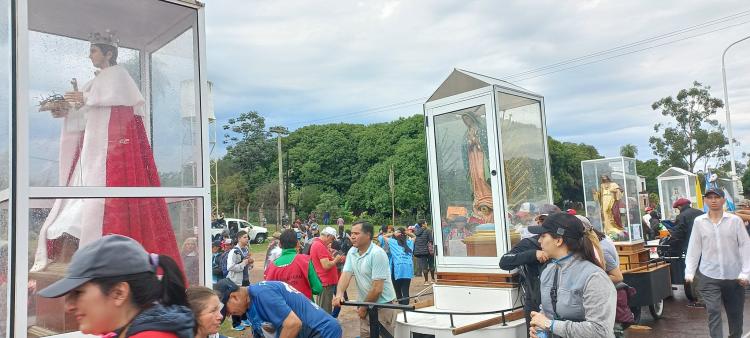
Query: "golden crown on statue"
89 29 119 47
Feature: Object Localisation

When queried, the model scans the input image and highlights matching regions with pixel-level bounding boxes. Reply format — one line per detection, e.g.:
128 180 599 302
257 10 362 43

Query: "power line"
511 18 750 82
285 97 427 127
286 9 750 126
503 9 750 80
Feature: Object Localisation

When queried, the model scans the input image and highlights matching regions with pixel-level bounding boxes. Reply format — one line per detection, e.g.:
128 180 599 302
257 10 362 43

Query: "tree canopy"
649 81 728 172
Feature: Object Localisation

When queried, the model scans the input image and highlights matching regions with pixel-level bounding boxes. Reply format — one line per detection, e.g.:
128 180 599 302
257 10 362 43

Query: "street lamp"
270 126 289 230
721 34 750 201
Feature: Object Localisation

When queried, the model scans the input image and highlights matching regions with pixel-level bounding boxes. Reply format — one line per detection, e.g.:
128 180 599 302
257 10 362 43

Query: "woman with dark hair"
37 235 194 338
526 213 616 338
186 286 227 338
385 227 415 305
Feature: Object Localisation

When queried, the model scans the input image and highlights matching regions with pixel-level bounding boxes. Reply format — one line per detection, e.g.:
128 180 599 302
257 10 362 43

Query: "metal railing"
340 296 525 338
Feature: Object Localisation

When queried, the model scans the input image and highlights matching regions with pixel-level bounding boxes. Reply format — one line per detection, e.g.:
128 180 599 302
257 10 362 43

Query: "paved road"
626 285 750 338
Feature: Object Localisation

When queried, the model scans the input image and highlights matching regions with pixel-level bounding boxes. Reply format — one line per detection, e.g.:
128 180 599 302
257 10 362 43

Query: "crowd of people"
502 187 750 338
43 217 436 338
42 188 750 338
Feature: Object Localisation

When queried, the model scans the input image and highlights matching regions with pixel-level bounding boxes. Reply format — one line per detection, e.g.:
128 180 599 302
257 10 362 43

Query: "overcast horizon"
204 1 750 167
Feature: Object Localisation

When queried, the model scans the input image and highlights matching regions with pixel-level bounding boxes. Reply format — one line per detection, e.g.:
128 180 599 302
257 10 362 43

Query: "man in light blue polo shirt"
333 220 397 338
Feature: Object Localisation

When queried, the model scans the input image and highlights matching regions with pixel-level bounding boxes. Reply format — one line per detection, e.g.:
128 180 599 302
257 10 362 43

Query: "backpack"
211 252 223 277
220 248 242 277
301 241 313 255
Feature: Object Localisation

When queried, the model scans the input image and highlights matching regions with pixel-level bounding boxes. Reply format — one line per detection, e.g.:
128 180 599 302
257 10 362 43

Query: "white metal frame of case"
9 1 212 336
581 157 643 242
424 84 552 271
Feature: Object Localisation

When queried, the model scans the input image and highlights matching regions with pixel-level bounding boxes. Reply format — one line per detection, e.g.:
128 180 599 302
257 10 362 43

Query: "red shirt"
265 254 314 298
309 238 339 286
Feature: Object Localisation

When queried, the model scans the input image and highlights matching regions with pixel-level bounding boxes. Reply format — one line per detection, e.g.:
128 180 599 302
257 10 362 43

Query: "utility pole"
270 126 288 230
389 164 395 227
721 34 750 201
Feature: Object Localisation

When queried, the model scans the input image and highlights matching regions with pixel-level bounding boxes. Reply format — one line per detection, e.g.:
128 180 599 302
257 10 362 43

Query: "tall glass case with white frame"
657 167 698 221
425 69 554 268
581 157 643 242
8 0 213 336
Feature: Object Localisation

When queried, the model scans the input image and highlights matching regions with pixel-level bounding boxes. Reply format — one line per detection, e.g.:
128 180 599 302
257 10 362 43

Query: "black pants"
697 273 745 338
232 280 250 328
393 278 411 305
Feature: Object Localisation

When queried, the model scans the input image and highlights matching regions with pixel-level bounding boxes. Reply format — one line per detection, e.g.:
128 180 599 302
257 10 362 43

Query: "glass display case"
7 0 212 336
581 157 642 242
657 167 698 220
425 69 553 267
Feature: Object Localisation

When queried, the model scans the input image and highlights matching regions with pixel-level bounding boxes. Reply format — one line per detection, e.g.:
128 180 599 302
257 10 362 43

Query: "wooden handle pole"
451 316 503 335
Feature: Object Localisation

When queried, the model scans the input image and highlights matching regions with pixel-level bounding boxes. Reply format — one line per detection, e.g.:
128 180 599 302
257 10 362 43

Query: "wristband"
550 319 555 333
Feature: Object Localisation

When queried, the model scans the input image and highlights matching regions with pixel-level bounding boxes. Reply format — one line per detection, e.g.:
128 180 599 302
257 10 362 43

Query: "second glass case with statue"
581 157 642 242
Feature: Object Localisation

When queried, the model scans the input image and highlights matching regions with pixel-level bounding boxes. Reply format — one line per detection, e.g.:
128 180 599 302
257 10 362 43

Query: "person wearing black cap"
685 188 750 338
37 234 194 338
526 213 616 338
499 205 561 337
216 279 342 338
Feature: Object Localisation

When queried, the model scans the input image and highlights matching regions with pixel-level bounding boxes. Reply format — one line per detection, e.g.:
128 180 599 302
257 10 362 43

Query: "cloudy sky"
204 0 750 164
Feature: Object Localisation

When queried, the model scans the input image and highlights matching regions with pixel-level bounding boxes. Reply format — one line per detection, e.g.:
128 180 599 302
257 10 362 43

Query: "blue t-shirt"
386 238 414 280
247 281 342 338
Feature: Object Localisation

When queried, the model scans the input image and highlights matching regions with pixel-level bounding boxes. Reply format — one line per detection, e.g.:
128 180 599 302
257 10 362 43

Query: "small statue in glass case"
593 175 625 237
462 113 494 225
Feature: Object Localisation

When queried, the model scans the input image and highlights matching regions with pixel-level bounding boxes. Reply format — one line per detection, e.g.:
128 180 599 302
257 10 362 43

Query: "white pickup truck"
211 217 268 244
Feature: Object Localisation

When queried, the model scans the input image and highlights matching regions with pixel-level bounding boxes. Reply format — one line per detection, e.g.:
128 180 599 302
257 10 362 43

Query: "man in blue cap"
685 188 750 338
216 279 341 338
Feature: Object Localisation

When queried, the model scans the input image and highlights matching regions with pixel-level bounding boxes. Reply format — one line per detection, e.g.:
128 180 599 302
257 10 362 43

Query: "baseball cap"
527 212 585 240
215 278 240 317
212 240 222 248
703 188 725 198
672 198 691 208
321 227 337 237
38 235 153 298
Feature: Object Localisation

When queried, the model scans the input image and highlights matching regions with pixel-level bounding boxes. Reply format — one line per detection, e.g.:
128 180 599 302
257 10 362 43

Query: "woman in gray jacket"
526 213 617 338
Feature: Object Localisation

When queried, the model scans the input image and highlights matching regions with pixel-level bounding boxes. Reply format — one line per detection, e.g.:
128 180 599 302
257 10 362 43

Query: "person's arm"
227 249 246 272
670 214 687 243
319 256 338 270
277 311 302 338
308 260 323 296
684 220 703 282
363 279 384 302
550 273 616 338
313 242 338 270
499 239 543 270
735 217 750 283
364 249 391 302
333 253 354 305
607 266 624 283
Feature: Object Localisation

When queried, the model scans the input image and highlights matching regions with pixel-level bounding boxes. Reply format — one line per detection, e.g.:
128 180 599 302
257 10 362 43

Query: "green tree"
620 144 638 158
314 192 344 219
649 81 728 172
636 159 667 194
547 137 602 205
222 111 276 188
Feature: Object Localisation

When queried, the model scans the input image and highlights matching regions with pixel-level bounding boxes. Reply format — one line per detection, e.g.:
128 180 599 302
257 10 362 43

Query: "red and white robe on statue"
31 65 182 273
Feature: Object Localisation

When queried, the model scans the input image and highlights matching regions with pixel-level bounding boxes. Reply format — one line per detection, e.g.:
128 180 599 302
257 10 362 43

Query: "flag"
694 175 703 210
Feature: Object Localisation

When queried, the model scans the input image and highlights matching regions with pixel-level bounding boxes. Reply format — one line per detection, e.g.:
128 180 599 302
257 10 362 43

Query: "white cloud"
205 0 750 164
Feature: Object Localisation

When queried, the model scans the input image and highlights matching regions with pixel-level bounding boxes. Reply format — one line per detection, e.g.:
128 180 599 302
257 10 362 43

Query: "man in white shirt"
685 188 750 338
